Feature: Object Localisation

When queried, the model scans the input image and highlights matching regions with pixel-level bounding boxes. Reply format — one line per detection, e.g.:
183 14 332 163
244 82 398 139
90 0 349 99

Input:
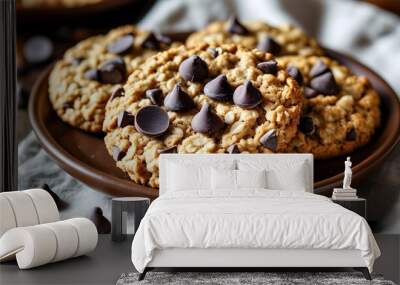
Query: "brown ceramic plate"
29 35 400 198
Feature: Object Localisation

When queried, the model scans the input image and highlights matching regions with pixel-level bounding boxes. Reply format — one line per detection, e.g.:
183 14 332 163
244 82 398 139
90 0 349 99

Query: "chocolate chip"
112 145 126 161
309 60 330 78
23 36 53 64
110 87 125 101
141 32 161 49
204 74 233 101
117 111 135 128
98 58 126 84
159 146 177 154
233 80 262 109
191 103 224 134
145 88 163 105
135 106 170 137
303 87 318 98
227 144 240 154
164 84 195 112
84 68 99 81
226 16 249 35
62 101 74 110
257 60 278 75
179 55 208 82
346 128 357 141
41 183 68 210
260 129 278 151
257 36 281 54
286 65 304 85
310 72 339 95
208 48 219 58
299 116 315 135
91 207 111 234
107 34 134 54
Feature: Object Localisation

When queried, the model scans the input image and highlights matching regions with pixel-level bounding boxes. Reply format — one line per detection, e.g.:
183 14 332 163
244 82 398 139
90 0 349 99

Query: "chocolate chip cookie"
277 56 380 158
186 17 323 56
49 25 174 132
103 44 302 188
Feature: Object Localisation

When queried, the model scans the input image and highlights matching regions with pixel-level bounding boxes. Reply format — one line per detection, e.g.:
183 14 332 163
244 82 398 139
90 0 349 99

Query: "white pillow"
238 159 310 192
211 168 267 190
211 168 236 190
166 160 235 192
236 169 267 189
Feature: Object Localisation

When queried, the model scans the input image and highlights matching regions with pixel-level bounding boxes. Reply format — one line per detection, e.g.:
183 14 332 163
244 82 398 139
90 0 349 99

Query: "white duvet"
131 190 380 272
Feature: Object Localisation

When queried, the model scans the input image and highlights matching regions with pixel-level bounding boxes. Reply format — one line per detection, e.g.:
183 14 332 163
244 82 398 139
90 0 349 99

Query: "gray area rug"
117 272 395 285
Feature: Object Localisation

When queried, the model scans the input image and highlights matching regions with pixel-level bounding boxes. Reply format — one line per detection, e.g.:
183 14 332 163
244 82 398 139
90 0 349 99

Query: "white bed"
131 154 380 281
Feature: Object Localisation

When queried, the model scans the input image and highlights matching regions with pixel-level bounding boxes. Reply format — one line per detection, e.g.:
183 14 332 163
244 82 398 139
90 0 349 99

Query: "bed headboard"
159 154 314 195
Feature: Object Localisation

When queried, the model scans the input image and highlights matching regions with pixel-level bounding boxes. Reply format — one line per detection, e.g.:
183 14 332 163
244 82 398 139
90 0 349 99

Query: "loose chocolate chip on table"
91 207 111 234
204 74 233 101
112 145 126 161
84 68 99 81
227 144 240 154
23 36 53 65
233 80 262 109
191 103 224 134
286 65 304 85
303 86 318 98
98 58 126 84
134 105 170 137
260 129 278 151
117 111 135 128
179 55 208 82
299 116 315 135
146 88 163 105
159 145 178 154
257 36 281 54
257 60 278 75
110 87 125 101
164 84 195 112
346 128 357 141
310 72 339 95
107 34 134 54
226 15 249 35
208 47 219 58
141 32 161 49
41 183 68 210
309 60 330 78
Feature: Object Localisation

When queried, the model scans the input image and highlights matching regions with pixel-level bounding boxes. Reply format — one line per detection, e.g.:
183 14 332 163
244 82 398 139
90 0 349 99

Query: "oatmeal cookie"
104 44 302 187
186 17 322 56
277 56 380 158
49 25 175 132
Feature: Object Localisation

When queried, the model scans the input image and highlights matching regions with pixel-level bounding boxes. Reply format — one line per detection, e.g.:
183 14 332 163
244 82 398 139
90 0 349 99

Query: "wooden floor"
0 234 399 285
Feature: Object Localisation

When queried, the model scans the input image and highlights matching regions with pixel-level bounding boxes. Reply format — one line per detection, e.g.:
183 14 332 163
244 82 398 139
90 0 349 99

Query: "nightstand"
331 198 366 218
111 197 150 242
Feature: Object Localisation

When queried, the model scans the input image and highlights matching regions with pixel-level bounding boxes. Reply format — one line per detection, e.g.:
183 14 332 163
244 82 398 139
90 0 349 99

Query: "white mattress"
131 190 380 273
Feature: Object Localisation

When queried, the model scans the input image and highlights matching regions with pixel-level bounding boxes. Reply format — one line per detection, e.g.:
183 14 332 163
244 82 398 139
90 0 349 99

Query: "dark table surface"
1 234 399 285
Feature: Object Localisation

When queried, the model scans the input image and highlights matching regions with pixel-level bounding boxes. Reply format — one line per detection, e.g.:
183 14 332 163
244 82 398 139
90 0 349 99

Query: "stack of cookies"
49 17 381 189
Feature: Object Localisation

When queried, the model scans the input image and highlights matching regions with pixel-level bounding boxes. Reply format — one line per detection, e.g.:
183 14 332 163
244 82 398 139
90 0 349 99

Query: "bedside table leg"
354 267 371 280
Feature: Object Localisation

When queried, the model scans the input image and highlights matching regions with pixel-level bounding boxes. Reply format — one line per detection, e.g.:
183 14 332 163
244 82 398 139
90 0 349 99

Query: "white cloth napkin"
18 0 400 231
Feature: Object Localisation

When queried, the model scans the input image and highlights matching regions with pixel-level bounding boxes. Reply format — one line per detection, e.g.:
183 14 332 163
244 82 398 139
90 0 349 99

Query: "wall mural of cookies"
31 16 394 196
